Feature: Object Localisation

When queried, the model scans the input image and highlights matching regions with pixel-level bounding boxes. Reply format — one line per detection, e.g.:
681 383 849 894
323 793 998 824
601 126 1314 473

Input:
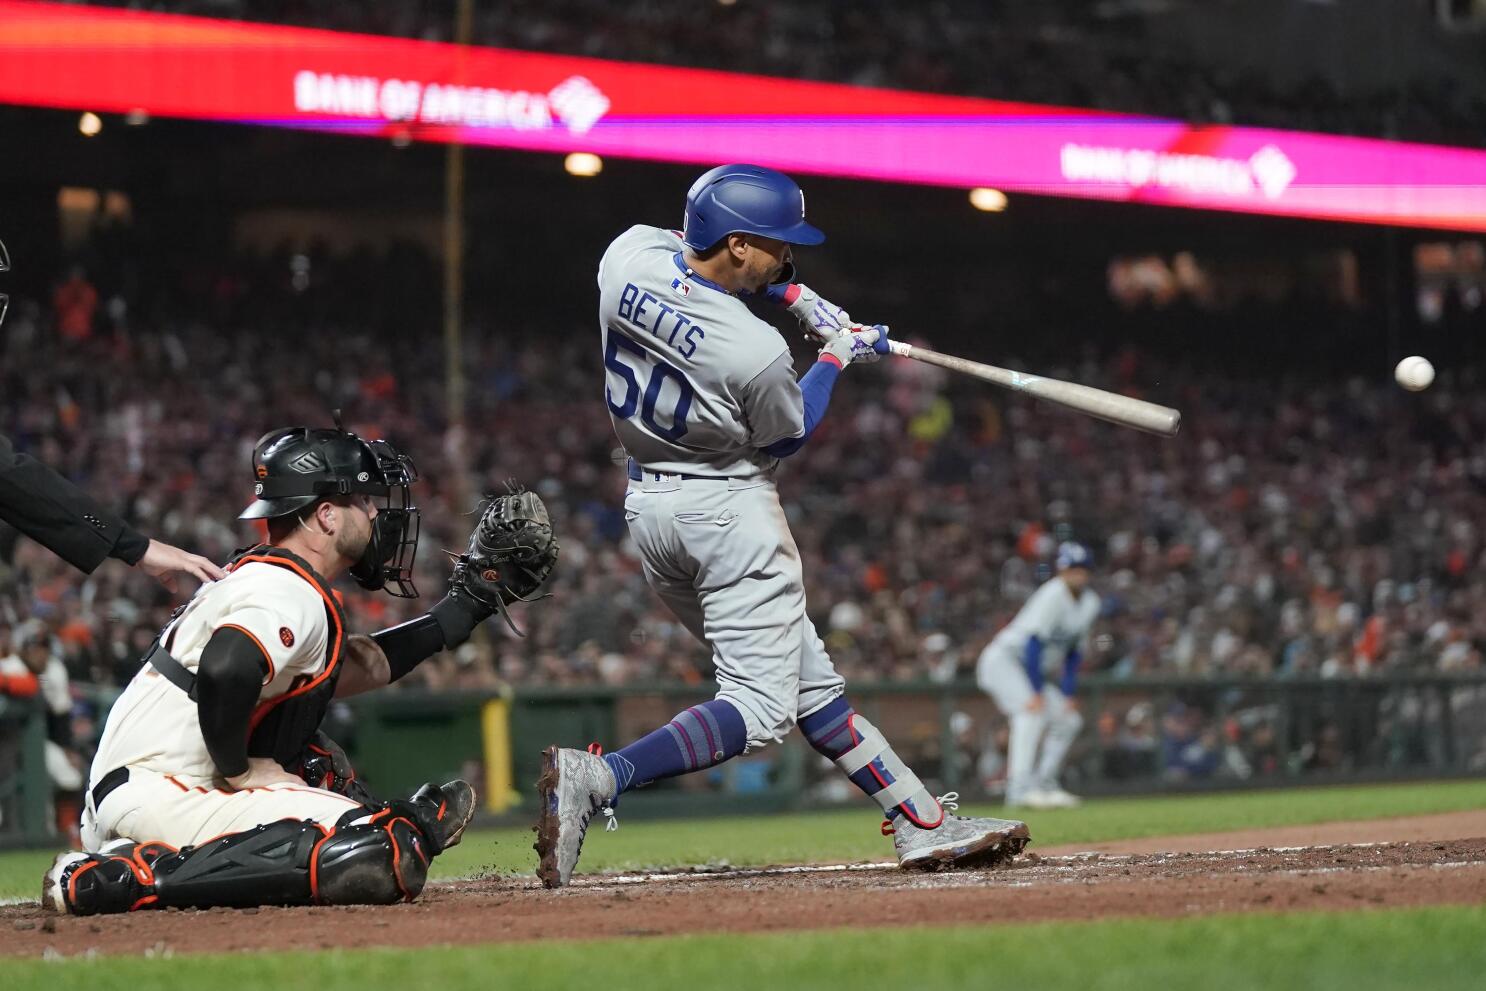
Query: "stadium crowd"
6 246 1486 821
79 0 1486 149
5 252 1486 702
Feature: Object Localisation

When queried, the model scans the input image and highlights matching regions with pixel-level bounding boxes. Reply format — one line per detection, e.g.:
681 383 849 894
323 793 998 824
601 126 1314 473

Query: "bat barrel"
887 340 1182 437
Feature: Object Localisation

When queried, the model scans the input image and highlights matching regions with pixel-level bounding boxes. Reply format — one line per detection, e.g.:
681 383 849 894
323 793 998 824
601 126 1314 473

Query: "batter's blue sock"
799 696 935 824
602 699 747 794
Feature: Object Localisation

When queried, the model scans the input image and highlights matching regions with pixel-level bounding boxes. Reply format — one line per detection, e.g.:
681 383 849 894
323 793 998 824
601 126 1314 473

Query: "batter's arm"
761 359 842 458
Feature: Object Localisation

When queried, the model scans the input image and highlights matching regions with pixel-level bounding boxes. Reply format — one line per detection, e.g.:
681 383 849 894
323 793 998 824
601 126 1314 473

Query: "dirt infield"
5 810 1486 958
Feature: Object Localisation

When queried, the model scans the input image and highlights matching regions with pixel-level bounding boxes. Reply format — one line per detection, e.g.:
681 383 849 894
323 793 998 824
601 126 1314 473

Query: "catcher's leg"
46 783 471 915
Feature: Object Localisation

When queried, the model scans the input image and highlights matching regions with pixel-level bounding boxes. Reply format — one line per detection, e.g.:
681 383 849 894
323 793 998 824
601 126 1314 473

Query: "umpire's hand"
136 538 226 593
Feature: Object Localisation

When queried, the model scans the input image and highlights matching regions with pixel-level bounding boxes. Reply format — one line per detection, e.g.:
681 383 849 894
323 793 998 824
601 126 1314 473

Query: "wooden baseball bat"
886 340 1182 437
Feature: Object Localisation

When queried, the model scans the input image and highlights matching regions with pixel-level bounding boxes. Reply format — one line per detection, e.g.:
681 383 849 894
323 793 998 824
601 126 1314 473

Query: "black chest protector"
144 544 348 768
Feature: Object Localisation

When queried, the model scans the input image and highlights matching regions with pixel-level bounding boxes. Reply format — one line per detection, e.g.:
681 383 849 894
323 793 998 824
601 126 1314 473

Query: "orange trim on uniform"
218 622 276 684
130 894 159 911
227 553 345 733
384 816 419 901
67 860 100 908
308 823 334 904
130 849 156 886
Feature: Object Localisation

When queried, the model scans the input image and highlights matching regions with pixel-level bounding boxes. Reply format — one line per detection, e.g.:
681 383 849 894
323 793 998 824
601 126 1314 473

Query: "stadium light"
969 187 1007 212
564 152 603 177
78 111 102 137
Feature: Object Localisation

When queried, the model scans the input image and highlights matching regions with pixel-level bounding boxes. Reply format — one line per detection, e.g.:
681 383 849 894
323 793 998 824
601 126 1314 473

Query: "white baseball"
1395 356 1435 392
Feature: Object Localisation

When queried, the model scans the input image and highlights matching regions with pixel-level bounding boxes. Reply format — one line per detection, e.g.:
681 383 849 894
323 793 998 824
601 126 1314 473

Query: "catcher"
42 422 557 915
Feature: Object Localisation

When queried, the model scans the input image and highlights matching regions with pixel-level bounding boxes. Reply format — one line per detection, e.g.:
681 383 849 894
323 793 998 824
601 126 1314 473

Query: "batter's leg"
795 622 948 826
791 609 1028 869
535 483 807 887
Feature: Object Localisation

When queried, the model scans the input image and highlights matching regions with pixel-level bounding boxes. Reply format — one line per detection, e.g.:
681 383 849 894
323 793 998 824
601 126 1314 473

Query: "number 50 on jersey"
605 283 705 442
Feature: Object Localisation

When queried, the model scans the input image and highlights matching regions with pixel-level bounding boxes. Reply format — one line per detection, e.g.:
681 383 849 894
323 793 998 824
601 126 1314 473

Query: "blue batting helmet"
1056 542 1093 571
681 164 825 251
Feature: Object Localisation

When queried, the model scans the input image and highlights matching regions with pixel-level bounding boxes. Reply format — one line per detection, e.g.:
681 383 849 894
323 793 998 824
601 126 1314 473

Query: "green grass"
10 905 1486 990
4 779 1483 902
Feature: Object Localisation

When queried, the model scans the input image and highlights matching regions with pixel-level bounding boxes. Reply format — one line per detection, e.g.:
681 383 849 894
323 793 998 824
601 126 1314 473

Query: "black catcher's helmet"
239 423 421 597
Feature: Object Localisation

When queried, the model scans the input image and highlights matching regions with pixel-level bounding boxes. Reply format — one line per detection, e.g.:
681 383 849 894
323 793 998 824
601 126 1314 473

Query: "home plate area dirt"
5 810 1486 958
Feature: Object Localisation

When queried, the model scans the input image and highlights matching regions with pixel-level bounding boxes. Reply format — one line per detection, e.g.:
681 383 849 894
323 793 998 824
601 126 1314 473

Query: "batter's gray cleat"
532 746 618 889
891 793 1031 871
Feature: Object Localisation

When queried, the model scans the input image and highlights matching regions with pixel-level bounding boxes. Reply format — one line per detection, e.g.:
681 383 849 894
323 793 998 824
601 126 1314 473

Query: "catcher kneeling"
44 423 557 915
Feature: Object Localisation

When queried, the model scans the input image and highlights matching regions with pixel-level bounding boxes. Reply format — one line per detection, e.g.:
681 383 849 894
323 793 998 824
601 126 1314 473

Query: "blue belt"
626 458 729 482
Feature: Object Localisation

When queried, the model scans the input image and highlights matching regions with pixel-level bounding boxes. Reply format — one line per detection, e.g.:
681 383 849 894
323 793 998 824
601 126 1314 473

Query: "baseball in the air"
1395 356 1435 392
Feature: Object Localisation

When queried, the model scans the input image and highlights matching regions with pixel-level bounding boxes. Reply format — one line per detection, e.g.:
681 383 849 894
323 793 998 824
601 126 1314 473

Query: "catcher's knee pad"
831 713 943 828
313 807 432 905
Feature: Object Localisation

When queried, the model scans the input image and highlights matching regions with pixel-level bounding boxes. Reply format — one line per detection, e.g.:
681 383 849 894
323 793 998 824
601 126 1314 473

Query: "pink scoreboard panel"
3 1 1484 231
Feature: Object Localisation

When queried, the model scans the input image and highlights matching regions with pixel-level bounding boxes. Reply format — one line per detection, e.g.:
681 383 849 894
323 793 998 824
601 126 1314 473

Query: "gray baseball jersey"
597 225 806 477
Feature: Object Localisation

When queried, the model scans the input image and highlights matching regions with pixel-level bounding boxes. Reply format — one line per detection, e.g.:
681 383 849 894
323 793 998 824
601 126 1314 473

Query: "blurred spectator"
1161 704 1222 780
52 268 97 343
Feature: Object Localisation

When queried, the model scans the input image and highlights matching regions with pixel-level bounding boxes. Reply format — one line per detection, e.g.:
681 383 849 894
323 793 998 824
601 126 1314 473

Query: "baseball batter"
44 424 558 915
534 164 1029 887
977 543 1099 809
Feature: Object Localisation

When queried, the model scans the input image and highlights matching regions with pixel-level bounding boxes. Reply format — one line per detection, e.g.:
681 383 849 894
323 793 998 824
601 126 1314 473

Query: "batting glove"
774 283 854 342
820 324 890 366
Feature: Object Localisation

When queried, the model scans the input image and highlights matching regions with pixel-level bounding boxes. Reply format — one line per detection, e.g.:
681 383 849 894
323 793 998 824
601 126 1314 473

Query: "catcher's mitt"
448 485 559 634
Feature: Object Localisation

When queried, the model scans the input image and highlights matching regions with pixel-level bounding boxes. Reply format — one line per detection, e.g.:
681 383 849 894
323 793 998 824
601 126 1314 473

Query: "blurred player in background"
977 542 1099 809
534 164 1029 888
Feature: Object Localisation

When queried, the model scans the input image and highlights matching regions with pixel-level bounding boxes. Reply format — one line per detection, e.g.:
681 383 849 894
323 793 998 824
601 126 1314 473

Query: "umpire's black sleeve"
0 430 150 573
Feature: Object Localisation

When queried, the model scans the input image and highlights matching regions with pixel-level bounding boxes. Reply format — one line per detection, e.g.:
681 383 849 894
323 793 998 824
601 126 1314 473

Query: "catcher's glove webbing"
448 486 559 635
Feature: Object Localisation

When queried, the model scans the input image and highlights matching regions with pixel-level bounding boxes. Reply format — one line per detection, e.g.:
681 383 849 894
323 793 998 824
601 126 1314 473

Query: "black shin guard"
59 795 447 915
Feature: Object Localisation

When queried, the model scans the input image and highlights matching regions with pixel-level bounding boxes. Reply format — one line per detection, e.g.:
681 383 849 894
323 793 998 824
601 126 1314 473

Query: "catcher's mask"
0 238 10 329
240 421 421 597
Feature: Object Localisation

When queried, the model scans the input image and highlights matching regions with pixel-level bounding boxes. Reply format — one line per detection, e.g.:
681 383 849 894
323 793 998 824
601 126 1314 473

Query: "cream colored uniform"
81 561 362 852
